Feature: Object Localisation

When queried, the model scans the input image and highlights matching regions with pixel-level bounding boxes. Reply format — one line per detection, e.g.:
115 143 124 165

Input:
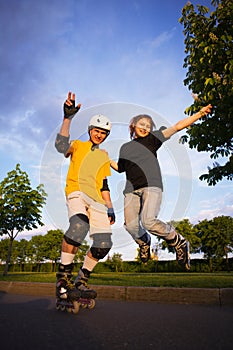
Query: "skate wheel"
56 304 61 311
61 305 66 312
81 303 88 309
88 299 95 309
72 301 80 314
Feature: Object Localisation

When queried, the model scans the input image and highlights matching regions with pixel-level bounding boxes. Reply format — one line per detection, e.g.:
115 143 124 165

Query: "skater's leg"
74 199 113 296
75 233 112 298
135 231 151 263
124 191 142 239
124 191 151 262
165 234 190 270
140 187 175 239
140 187 190 269
56 213 90 299
74 253 97 299
56 262 82 300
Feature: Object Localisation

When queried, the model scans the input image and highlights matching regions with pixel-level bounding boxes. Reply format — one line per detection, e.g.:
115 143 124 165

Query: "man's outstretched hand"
63 91 81 119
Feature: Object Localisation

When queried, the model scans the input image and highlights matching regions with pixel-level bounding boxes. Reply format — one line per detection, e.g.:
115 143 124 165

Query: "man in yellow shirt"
55 92 115 303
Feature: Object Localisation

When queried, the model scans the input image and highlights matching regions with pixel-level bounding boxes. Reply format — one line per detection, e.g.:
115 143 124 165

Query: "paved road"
1 292 233 350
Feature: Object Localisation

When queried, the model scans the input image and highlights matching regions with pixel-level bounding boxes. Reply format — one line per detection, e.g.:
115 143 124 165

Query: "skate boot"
136 233 151 263
56 263 81 301
74 268 97 299
167 234 190 270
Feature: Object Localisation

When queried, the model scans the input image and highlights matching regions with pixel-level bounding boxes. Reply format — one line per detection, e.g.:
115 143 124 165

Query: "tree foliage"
160 217 233 269
42 230 63 268
107 253 123 272
195 215 233 257
194 215 233 271
179 0 233 185
0 215 232 272
27 235 45 265
0 164 47 275
0 232 90 272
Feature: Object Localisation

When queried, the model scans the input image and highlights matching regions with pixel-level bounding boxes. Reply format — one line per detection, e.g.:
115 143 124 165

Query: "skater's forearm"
173 104 212 132
59 118 72 137
162 104 212 138
101 190 113 209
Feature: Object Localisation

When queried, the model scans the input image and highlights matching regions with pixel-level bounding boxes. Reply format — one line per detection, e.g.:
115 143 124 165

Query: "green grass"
1 272 233 288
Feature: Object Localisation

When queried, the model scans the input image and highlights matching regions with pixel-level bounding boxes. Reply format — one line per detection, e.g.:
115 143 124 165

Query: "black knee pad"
64 235 81 247
90 246 111 260
90 233 112 259
64 214 89 246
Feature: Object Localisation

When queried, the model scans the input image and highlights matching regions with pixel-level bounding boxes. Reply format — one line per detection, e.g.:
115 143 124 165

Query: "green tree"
42 230 64 272
26 231 89 271
27 235 45 269
0 238 10 264
195 215 233 271
0 164 47 275
179 0 233 185
13 239 29 271
108 253 123 272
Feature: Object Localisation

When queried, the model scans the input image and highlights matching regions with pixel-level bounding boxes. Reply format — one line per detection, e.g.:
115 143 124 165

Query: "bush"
1 257 232 274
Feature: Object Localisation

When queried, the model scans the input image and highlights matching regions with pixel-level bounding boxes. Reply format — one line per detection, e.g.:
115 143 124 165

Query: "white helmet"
88 114 112 135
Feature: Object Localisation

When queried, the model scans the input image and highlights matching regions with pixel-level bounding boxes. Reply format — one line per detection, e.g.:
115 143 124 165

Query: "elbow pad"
55 134 70 155
101 179 110 192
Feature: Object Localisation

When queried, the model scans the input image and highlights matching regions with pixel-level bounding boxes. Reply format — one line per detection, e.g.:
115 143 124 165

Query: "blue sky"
0 0 232 260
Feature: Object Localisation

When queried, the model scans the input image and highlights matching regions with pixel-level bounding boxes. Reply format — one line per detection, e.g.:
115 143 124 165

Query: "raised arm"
162 104 212 139
55 91 81 155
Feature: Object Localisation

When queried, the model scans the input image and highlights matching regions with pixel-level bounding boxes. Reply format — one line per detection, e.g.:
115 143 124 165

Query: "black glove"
107 208 115 224
63 99 81 119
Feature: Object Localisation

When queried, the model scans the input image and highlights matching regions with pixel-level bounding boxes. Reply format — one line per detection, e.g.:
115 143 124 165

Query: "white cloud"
15 223 57 241
0 131 42 162
191 192 233 223
11 109 35 128
193 206 233 223
150 28 176 49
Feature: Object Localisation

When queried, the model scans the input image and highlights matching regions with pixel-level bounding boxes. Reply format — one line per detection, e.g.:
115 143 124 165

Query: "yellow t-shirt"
65 140 111 204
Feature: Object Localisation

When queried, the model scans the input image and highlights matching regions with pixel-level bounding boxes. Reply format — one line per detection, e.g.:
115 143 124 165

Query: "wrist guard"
64 100 81 119
107 208 115 224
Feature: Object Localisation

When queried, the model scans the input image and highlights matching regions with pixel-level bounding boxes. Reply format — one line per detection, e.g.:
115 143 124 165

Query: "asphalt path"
1 292 233 350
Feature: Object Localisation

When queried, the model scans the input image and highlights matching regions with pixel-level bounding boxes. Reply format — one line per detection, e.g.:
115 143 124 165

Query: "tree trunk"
225 251 229 272
3 237 14 276
209 257 213 273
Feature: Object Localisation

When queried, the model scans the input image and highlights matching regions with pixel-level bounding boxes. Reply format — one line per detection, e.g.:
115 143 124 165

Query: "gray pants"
124 187 175 241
